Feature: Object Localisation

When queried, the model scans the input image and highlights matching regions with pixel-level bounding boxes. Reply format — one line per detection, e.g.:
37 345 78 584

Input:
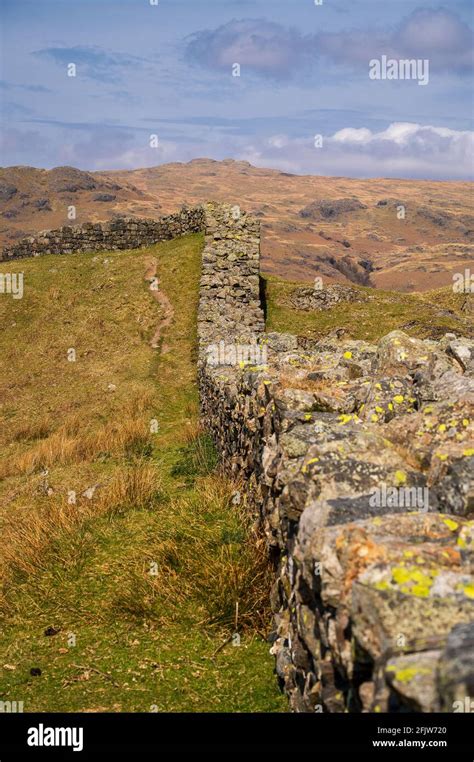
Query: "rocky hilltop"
1 160 473 291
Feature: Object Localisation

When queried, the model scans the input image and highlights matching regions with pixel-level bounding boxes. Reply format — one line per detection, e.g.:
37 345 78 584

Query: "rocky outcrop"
289 284 368 311
197 204 474 714
299 198 367 220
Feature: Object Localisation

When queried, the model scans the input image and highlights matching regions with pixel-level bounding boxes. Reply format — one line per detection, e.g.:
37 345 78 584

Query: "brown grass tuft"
0 416 155 479
0 460 162 615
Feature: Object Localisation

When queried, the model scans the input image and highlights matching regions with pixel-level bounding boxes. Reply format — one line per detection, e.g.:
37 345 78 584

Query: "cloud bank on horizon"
0 0 473 180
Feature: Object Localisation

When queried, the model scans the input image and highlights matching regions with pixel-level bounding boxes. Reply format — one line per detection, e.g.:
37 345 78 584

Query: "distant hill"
1 159 473 291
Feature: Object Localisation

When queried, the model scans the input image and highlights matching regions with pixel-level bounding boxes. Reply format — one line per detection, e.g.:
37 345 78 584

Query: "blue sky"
0 0 473 178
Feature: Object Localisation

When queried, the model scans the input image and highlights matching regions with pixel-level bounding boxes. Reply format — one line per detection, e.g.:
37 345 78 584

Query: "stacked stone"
290 284 368 311
197 202 265 360
0 207 206 260
197 207 474 714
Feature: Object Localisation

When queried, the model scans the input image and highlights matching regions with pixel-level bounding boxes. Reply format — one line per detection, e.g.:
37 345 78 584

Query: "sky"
0 0 473 179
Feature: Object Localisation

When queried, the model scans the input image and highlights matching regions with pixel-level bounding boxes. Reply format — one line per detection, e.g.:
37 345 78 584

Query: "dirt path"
0 236 284 713
144 257 174 352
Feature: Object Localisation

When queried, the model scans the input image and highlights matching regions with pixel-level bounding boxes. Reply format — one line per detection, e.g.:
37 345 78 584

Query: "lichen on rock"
197 203 474 714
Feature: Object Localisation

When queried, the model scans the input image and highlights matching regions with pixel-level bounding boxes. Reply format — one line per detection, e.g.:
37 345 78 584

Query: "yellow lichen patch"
462 583 474 599
393 395 404 404
338 414 353 425
392 567 412 585
409 584 430 597
390 667 432 684
463 448 474 457
391 566 438 598
443 518 459 532
371 414 379 423
343 351 352 360
435 453 448 461
438 424 447 433
395 470 407 486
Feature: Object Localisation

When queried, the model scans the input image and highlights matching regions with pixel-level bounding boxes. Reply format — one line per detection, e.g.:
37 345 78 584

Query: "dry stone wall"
197 204 474 714
4 201 473 713
0 207 205 260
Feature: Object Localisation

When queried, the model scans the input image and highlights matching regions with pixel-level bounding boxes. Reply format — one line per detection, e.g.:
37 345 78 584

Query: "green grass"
7 238 465 714
263 273 473 343
0 236 285 713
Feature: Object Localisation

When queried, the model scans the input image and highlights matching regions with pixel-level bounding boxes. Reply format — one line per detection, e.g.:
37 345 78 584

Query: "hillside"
1 160 473 292
0 202 472 716
264 276 474 343
0 233 285 712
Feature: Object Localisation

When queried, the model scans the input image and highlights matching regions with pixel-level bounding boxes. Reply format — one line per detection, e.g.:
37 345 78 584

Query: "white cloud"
250 122 474 180
10 119 470 180
332 128 373 144
333 122 472 148
185 9 473 79
185 19 312 79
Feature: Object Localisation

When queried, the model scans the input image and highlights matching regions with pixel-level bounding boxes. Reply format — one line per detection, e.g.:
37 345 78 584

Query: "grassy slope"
0 236 285 712
263 274 473 343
